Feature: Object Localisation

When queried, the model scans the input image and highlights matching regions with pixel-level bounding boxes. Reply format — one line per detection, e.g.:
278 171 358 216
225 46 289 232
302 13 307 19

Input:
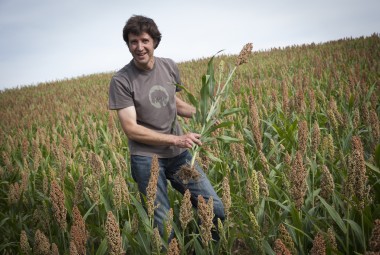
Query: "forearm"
117 106 201 149
123 123 177 146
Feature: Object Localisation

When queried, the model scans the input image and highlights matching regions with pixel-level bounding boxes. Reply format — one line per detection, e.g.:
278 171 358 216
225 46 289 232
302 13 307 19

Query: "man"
108 15 224 238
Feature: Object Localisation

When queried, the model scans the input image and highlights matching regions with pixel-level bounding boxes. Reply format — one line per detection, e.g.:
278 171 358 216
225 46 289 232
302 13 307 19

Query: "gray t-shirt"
109 57 186 158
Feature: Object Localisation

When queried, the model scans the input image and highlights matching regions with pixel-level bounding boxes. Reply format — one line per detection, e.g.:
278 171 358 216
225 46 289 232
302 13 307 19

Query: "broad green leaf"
366 161 380 174
95 238 108 255
283 221 313 241
131 196 150 228
263 240 274 254
374 143 380 168
200 74 211 123
344 219 365 248
204 150 223 163
319 196 347 234
175 84 198 109
216 135 240 143
220 107 242 117
203 121 234 137
83 202 98 221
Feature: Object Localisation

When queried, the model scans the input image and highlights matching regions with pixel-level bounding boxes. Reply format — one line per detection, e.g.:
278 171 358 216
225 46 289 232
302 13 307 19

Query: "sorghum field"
0 34 379 255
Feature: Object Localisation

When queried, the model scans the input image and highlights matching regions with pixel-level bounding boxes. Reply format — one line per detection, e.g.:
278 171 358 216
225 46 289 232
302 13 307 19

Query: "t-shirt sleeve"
108 76 134 110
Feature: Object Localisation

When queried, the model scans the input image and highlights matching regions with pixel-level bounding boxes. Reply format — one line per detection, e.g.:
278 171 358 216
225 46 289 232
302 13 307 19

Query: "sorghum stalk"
183 43 253 168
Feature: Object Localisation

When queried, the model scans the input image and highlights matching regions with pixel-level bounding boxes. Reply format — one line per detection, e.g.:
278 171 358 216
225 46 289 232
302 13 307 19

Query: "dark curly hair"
123 15 162 49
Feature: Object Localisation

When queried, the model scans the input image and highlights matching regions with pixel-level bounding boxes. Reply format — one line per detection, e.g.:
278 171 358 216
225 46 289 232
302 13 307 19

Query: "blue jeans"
130 150 225 238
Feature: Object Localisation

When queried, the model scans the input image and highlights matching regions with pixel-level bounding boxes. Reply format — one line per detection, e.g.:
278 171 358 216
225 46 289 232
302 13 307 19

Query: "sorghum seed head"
289 151 307 210
168 238 180 255
71 206 87 255
236 43 253 66
113 175 122 210
74 176 84 206
69 241 78 255
166 208 173 237
20 230 31 255
257 171 269 197
369 219 380 252
197 195 214 247
131 213 139 234
320 165 335 201
51 243 60 255
327 227 337 250
278 224 296 254
222 176 232 218
146 155 159 217
310 232 326 255
249 95 263 151
273 238 291 255
34 229 50 255
311 121 320 155
345 136 370 210
180 189 193 230
298 120 308 155
258 150 270 174
50 180 67 230
105 211 122 255
248 212 261 242
152 227 162 252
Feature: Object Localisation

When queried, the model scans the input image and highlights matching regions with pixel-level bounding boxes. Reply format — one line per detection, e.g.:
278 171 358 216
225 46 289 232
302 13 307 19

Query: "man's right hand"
174 133 202 149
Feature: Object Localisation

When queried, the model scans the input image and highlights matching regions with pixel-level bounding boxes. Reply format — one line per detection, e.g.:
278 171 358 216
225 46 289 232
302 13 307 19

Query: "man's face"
128 32 155 70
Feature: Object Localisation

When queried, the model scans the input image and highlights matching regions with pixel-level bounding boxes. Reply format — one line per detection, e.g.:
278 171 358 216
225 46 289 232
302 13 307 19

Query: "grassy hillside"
0 34 379 254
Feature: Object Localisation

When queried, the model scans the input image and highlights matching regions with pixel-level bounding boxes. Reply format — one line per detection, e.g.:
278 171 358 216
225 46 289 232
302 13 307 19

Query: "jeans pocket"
130 155 153 193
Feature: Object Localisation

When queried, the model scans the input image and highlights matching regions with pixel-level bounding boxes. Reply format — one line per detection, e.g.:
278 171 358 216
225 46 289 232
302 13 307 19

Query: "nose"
136 41 143 51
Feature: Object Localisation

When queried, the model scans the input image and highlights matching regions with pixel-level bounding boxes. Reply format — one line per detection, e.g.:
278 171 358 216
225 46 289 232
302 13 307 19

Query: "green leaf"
200 74 212 123
220 107 242 117
344 219 365 248
263 240 274 254
194 238 205 255
83 202 98 221
131 196 150 228
283 221 313 241
265 197 292 213
95 238 108 255
216 135 240 143
203 121 234 137
204 150 223 163
374 143 380 168
319 196 347 234
366 161 380 175
175 84 199 109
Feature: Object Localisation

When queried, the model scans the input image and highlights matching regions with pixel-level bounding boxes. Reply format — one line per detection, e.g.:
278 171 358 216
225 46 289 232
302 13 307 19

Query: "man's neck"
134 57 155 71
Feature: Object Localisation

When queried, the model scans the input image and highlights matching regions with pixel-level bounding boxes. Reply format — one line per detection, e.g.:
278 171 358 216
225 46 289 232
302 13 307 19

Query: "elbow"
123 128 137 141
121 124 136 140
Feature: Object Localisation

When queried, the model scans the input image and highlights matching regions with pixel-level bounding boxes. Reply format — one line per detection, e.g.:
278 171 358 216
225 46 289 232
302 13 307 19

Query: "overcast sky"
0 0 379 91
